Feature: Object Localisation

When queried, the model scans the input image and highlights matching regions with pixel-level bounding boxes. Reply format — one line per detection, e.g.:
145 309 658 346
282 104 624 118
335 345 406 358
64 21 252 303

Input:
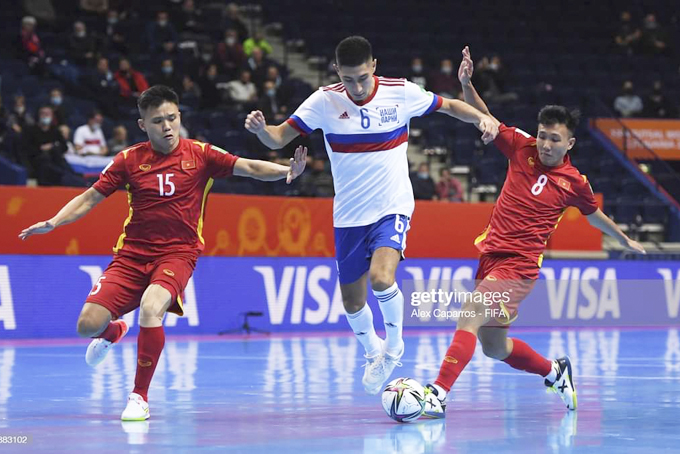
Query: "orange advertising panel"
593 118 680 160
0 186 601 257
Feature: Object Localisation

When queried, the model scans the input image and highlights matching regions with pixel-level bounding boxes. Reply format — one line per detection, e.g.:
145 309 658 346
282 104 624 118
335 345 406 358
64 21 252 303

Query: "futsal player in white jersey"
245 36 498 394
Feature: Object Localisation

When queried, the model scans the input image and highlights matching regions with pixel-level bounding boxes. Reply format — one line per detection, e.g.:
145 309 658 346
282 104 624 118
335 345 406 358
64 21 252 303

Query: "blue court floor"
1 328 679 453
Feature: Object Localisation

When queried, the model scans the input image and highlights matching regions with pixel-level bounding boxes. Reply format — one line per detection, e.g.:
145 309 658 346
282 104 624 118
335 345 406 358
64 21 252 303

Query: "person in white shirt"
73 110 108 156
226 69 257 105
245 36 498 395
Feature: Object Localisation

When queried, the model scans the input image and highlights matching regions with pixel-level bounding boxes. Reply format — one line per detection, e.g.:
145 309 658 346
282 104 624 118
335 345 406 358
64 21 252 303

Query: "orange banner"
593 118 680 160
0 186 601 257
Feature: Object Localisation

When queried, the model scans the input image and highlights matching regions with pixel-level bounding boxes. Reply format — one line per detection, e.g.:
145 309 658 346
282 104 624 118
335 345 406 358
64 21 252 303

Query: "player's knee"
369 269 395 292
343 299 365 314
481 339 509 360
76 315 103 337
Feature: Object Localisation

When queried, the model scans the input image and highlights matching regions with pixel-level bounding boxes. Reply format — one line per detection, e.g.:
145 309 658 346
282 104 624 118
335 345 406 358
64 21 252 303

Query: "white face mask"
75 30 86 38
40 116 52 126
226 37 237 46
441 67 452 75
158 20 168 27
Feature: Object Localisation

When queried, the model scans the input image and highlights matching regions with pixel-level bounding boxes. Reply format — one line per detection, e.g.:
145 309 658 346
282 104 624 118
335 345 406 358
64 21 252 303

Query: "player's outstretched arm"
244 110 300 150
18 187 106 240
458 46 500 127
586 208 646 254
233 145 307 184
437 98 499 144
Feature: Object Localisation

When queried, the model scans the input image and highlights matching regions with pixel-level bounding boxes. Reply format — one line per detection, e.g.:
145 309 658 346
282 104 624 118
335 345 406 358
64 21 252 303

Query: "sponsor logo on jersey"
138 359 153 367
163 269 175 277
338 111 350 119
182 160 196 170
390 234 401 244
139 164 151 172
558 178 571 191
377 105 398 125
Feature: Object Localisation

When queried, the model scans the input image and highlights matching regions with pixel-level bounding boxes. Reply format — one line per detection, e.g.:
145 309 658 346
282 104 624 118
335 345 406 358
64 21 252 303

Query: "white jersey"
287 76 442 227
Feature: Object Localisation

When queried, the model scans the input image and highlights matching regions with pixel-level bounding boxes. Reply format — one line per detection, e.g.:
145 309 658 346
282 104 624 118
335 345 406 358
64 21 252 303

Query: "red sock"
503 338 552 376
434 330 477 392
132 326 165 402
96 320 124 342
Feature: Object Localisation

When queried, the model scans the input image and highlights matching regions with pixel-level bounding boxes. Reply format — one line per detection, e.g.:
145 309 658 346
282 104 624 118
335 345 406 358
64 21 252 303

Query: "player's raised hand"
622 238 646 254
286 146 308 184
18 220 54 240
478 116 499 144
245 110 267 134
458 46 474 85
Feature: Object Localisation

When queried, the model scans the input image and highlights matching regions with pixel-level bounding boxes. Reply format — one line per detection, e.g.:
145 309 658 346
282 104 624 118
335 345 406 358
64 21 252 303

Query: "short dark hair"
88 109 102 120
537 105 580 136
335 36 372 67
137 85 179 114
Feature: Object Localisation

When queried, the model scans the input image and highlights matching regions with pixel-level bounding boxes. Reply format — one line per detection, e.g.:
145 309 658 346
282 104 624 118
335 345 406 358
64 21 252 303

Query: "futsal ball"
382 377 426 423
420 392 445 419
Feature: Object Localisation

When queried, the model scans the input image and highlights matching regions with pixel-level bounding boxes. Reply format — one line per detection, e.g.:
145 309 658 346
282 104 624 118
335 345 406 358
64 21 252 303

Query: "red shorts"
474 253 540 326
86 253 197 318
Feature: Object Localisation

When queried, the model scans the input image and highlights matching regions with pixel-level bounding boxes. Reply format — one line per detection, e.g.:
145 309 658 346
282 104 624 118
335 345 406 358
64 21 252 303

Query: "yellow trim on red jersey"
113 184 133 254
193 141 207 152
474 225 491 246
196 178 214 245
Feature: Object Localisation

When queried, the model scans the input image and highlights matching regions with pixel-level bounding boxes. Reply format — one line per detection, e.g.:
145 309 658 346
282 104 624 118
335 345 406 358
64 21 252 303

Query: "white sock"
432 383 447 400
345 304 382 357
545 361 558 382
374 283 404 356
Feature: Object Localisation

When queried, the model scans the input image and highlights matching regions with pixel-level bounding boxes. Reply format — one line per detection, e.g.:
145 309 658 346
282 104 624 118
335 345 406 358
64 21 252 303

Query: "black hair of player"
137 85 179 115
537 105 580 136
335 36 373 67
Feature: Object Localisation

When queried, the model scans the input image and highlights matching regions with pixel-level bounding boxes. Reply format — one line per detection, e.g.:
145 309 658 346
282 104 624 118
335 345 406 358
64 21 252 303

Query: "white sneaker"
362 342 404 395
85 320 129 367
121 393 150 421
545 356 577 410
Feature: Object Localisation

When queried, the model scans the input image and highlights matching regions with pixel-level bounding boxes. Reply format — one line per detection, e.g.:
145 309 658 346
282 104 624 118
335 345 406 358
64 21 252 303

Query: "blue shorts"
334 214 410 285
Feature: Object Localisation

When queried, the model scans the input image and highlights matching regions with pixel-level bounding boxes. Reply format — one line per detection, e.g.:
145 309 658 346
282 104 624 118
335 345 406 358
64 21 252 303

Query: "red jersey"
474 124 598 266
93 138 239 259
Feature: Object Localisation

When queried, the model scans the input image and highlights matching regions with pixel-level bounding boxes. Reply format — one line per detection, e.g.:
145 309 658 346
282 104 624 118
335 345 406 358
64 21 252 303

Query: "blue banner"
0 255 679 338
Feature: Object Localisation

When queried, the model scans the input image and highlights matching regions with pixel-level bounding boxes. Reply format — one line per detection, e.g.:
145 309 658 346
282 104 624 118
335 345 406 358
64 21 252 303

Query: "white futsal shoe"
362 340 404 395
545 356 577 410
85 319 129 367
121 392 150 421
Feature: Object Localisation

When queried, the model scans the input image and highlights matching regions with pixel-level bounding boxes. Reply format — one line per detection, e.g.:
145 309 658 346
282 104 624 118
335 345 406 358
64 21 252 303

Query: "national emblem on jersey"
286 76 443 228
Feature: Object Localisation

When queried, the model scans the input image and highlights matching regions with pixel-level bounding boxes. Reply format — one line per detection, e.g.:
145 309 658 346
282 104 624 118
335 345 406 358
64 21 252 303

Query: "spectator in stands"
613 11 641 55
474 55 518 104
0 96 10 155
103 9 130 55
48 88 67 126
614 80 643 118
410 162 437 200
68 21 98 67
107 125 128 155
644 81 675 118
257 80 287 124
216 28 246 79
640 13 669 55
87 57 119 97
181 75 202 110
114 57 149 101
222 3 248 42
74 110 108 156
8 95 35 135
175 0 204 35
408 57 427 90
59 124 77 155
226 69 258 108
243 29 273 56
246 47 271 88
18 16 49 74
23 106 83 186
428 59 461 99
80 0 108 14
299 158 334 197
151 59 184 95
436 168 465 202
146 11 178 54
263 65 292 105
198 63 221 109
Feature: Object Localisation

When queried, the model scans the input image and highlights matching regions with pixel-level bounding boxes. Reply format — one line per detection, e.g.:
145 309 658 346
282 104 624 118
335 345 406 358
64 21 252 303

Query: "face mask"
158 20 168 27
15 106 25 114
40 116 52 126
75 30 86 38
108 17 118 25
92 122 101 131
412 65 422 73
489 62 499 70
202 53 212 62
226 37 236 46
51 96 62 105
162 66 173 75
417 172 429 179
266 89 276 97
441 67 452 75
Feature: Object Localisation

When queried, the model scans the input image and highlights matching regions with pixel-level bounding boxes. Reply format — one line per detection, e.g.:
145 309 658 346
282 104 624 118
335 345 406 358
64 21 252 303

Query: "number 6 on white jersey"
531 174 548 196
